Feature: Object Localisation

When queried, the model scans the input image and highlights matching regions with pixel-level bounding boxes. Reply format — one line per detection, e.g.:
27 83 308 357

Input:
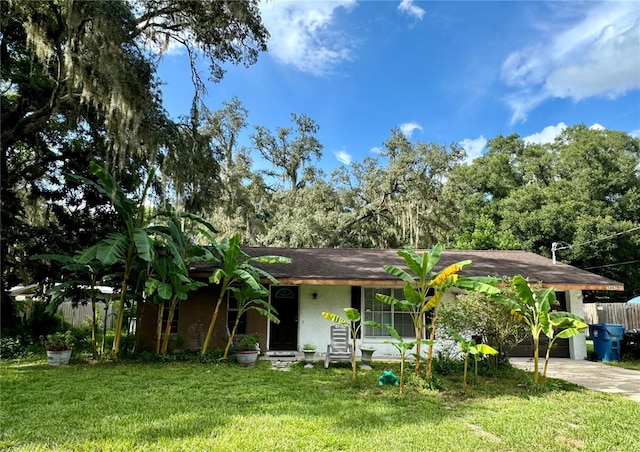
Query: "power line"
584 259 640 270
551 225 640 264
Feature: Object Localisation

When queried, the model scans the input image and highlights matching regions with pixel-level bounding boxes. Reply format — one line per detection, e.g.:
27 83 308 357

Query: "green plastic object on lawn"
378 370 399 386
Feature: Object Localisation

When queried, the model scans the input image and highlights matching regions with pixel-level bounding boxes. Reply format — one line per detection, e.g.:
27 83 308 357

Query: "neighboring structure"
136 248 624 360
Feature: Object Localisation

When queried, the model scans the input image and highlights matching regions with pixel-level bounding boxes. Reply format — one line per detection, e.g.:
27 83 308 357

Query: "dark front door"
269 286 298 350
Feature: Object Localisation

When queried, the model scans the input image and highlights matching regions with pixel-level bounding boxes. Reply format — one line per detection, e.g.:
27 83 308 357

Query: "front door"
269 286 298 350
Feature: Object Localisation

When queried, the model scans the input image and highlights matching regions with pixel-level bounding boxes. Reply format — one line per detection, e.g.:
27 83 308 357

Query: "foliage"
302 343 316 351
201 234 290 355
236 333 260 352
447 126 640 300
493 275 559 383
540 312 587 384
321 308 380 381
384 326 432 394
438 279 529 368
447 328 498 391
43 331 75 351
454 214 521 250
223 282 279 359
378 244 499 380
0 336 31 360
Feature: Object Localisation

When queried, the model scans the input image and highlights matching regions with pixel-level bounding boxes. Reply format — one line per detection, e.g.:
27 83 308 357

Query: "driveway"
510 358 640 402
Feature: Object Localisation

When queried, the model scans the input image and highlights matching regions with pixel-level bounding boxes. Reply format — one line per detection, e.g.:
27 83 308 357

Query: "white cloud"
630 129 640 138
370 146 382 154
502 2 640 123
399 121 423 138
523 122 568 144
335 150 352 165
589 123 605 131
398 0 426 20
459 135 487 164
260 1 357 76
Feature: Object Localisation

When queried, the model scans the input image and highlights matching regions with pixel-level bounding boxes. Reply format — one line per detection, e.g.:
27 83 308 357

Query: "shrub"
0 336 29 359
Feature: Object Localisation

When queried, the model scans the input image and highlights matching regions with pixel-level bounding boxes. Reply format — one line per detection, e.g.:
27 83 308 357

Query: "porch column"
566 290 587 360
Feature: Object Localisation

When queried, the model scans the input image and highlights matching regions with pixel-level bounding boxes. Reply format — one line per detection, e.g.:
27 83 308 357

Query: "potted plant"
235 333 260 366
44 331 75 366
302 343 316 368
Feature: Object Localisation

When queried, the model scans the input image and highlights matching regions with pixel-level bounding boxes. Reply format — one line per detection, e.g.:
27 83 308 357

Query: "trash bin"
589 323 625 362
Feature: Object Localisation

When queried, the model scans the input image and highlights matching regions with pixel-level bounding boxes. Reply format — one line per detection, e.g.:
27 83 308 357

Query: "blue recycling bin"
589 323 625 361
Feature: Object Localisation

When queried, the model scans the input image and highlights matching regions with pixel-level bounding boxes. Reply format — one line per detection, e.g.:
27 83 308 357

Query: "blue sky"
156 0 640 173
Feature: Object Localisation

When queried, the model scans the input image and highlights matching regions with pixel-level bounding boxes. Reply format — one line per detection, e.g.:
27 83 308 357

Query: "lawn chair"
324 324 353 369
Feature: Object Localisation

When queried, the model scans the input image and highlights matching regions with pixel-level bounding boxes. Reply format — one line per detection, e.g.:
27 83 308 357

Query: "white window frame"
362 287 417 338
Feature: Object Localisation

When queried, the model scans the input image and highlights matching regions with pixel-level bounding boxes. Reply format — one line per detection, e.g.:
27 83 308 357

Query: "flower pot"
46 350 72 366
236 350 260 366
302 350 316 368
359 347 375 370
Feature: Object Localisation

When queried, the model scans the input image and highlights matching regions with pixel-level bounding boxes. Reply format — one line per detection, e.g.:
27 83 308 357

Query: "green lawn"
1 357 638 451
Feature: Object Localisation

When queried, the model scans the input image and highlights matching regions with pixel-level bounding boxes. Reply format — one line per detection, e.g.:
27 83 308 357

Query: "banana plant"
71 162 156 356
378 244 499 380
322 308 380 381
493 275 557 383
201 233 290 355
541 312 587 384
222 279 280 360
447 328 498 391
384 325 433 394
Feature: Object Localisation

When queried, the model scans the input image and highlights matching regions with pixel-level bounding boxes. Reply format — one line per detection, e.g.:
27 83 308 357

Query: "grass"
586 339 640 371
1 356 639 451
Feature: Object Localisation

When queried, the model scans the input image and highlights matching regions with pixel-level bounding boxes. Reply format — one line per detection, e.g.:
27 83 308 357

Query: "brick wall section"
137 285 269 352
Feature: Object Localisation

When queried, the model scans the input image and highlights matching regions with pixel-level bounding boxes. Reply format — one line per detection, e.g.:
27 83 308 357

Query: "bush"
0 336 30 359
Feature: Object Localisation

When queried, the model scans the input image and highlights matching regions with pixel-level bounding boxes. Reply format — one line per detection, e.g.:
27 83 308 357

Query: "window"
227 291 247 336
161 303 179 334
362 288 415 338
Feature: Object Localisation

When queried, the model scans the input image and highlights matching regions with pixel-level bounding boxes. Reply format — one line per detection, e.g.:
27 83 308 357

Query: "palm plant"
541 312 587 384
447 328 498 391
200 233 290 355
378 244 499 380
384 326 432 394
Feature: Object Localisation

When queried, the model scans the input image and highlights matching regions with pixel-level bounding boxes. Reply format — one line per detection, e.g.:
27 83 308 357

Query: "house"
135 248 624 360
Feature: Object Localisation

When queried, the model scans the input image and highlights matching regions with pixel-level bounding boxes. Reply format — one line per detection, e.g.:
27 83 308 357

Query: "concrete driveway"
510 358 640 402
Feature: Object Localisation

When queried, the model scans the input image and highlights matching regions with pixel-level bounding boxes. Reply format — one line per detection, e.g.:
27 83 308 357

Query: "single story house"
136 248 624 360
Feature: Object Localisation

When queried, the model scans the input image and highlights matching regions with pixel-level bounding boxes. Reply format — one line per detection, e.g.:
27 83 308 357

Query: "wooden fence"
57 301 117 330
583 303 640 333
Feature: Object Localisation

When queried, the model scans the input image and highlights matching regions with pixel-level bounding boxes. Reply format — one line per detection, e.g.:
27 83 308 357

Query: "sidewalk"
510 357 640 402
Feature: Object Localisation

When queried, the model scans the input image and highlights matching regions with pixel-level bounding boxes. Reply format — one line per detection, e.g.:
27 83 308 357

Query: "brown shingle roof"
191 248 624 291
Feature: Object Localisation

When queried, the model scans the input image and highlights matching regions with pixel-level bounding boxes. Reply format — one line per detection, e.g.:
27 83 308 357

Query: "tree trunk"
414 324 422 376
111 275 129 356
533 335 540 383
223 312 242 359
156 301 165 354
541 344 552 385
161 296 179 355
201 283 228 355
425 310 438 380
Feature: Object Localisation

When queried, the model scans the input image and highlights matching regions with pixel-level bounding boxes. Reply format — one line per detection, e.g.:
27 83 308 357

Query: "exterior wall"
297 284 457 357
566 290 587 360
136 285 269 352
298 284 351 352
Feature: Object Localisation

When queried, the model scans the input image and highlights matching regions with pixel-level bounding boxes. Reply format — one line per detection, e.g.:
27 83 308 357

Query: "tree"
222 280 280 360
384 326 431 395
493 275 559 384
377 245 499 380
252 113 323 191
200 234 290 355
541 312 587 385
74 162 156 356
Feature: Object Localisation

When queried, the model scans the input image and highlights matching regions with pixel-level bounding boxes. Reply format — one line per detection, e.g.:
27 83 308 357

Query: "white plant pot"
46 350 72 366
302 350 316 368
236 350 259 367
